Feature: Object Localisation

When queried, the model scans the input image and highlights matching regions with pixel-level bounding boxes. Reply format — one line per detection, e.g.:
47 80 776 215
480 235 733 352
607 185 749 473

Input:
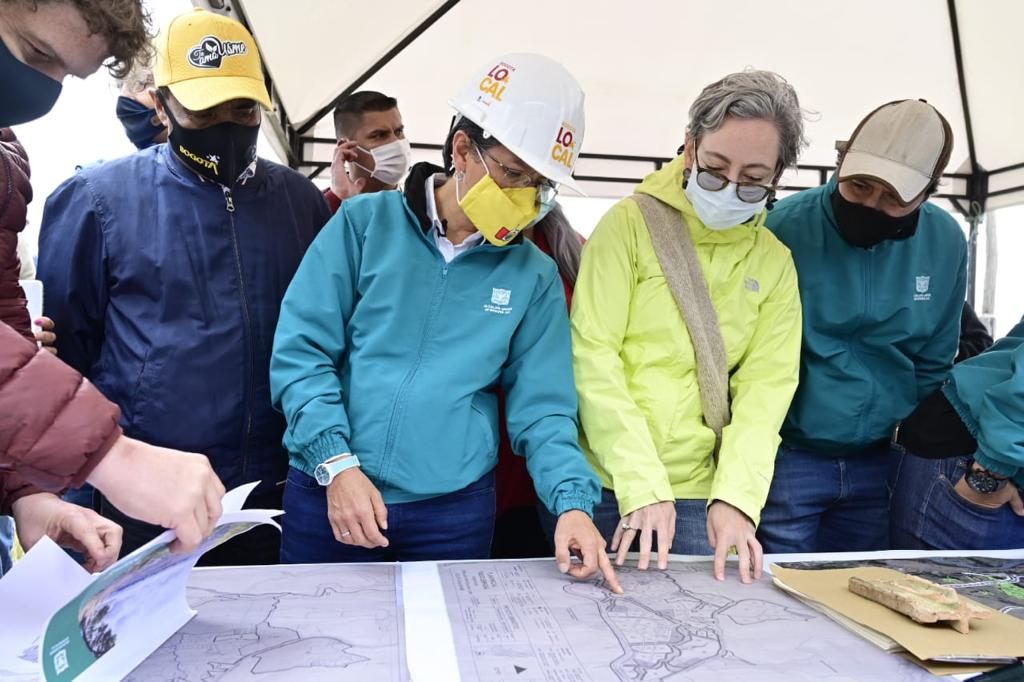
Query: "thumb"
554 531 572 574
1010 489 1024 516
706 517 717 549
354 177 367 193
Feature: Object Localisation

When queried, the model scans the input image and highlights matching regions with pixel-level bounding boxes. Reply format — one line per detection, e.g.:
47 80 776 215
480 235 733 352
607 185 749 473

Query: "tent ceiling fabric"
206 0 1023 209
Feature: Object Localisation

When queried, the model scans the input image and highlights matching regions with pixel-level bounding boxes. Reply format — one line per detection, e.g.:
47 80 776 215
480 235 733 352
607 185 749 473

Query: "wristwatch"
314 453 361 486
964 464 1008 495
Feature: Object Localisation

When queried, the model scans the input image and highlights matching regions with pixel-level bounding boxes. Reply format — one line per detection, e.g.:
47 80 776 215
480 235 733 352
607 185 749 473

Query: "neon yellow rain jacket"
571 155 802 524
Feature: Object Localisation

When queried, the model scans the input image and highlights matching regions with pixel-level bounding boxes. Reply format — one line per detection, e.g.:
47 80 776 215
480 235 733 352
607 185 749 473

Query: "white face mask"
353 138 412 186
683 158 768 230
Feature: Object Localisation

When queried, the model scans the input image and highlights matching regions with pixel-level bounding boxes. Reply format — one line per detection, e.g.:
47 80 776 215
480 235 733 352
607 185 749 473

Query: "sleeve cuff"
553 492 597 518
304 431 351 468
616 483 675 518
974 447 1020 480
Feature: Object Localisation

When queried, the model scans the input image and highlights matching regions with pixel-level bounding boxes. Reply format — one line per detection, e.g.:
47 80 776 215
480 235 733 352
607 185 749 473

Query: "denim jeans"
538 489 713 556
890 452 1024 550
281 467 496 564
757 445 891 553
0 516 14 577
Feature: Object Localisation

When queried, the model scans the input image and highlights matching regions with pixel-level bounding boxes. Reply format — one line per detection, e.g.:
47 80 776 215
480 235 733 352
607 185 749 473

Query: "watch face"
314 466 330 486
966 470 1002 494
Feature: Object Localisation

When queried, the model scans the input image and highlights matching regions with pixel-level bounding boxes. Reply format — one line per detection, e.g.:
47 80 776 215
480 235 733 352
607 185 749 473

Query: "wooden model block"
848 573 993 634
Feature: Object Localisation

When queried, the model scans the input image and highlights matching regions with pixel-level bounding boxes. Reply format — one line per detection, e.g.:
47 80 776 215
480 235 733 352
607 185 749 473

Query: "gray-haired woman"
570 70 806 583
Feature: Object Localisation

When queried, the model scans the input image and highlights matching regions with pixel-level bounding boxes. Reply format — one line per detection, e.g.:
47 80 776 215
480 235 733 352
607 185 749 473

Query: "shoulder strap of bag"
631 193 731 460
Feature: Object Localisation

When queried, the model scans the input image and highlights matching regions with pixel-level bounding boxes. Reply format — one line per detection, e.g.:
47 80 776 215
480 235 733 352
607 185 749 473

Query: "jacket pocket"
469 400 497 455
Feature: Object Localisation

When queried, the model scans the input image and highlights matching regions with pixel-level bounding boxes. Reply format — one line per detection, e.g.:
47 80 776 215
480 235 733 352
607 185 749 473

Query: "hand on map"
89 436 226 553
612 500 676 570
707 500 762 584
554 510 623 594
11 492 122 572
954 476 1024 515
326 466 389 549
330 140 368 199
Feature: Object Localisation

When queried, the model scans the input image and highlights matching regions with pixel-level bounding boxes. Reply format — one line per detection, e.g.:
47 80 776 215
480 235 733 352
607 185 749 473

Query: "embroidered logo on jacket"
914 275 932 302
485 288 513 315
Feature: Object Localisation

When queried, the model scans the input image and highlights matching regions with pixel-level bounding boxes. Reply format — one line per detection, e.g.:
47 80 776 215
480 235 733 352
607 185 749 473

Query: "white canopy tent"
195 0 1024 306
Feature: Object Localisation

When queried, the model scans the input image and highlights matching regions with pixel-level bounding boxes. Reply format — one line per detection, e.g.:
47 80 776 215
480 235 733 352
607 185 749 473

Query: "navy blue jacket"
38 144 330 492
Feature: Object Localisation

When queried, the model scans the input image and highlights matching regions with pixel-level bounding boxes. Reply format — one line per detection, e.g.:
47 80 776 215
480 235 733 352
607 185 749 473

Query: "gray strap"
632 193 731 460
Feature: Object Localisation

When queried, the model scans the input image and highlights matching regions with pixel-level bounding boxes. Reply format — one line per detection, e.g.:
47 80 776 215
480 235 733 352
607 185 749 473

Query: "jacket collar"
401 161 526 248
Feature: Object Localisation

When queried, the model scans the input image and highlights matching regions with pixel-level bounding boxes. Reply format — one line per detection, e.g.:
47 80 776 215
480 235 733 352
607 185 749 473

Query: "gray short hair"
687 70 808 172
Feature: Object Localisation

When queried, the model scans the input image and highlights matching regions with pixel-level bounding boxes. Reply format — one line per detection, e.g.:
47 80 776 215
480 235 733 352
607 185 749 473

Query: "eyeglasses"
477 145 558 194
693 154 777 204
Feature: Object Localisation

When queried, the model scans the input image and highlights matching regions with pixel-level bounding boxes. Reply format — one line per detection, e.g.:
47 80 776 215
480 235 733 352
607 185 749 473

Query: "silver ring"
621 522 632 531
340 530 352 538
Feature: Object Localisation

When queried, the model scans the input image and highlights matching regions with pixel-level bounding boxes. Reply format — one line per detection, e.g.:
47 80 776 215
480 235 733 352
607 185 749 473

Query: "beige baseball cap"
837 99 953 204
154 9 272 111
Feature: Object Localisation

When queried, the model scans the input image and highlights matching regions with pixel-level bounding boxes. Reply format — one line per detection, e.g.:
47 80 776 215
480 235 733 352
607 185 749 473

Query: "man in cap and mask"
323 91 411 213
757 99 967 553
0 0 227 575
38 8 331 564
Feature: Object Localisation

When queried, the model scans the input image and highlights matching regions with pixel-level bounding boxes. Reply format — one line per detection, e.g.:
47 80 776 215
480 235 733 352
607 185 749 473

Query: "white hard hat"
449 53 585 194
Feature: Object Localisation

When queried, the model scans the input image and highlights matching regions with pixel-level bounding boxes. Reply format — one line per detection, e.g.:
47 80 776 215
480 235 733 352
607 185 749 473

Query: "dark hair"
332 91 398 139
441 116 499 172
10 0 153 79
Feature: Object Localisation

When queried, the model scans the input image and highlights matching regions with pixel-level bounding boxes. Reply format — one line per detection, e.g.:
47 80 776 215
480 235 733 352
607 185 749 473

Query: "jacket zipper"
378 263 450 484
224 186 255 481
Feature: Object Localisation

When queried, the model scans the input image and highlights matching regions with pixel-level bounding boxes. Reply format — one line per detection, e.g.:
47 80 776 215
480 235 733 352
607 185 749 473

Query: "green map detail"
999 583 1024 600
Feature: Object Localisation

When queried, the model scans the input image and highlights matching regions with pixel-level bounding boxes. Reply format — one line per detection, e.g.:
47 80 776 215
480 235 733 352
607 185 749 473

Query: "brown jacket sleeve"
0 128 33 341
0 471 42 515
0 322 122 492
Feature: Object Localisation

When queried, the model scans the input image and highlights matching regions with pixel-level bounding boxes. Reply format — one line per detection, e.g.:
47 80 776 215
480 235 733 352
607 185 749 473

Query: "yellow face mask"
457 149 540 247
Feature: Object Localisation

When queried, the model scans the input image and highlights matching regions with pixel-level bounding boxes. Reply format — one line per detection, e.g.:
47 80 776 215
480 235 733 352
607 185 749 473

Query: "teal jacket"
944 317 1024 487
270 164 600 515
767 179 967 454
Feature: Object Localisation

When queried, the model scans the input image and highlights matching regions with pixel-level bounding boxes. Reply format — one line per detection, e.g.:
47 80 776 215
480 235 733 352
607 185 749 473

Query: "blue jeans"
539 489 712 555
890 452 1024 550
757 445 891 553
0 516 14 577
281 467 496 564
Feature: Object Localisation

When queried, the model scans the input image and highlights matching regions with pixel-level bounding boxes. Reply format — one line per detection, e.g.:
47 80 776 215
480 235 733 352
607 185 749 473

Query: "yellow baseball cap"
154 9 272 111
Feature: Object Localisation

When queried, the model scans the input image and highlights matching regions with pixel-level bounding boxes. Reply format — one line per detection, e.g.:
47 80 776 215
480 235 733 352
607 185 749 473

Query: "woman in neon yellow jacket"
571 71 804 583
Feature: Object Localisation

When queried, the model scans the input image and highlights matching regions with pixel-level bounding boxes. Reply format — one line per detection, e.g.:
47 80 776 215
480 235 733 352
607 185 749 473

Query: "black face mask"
830 188 920 249
0 35 63 126
161 98 258 187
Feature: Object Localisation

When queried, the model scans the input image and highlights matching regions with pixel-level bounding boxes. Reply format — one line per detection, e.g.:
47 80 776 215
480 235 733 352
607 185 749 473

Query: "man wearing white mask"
324 91 411 213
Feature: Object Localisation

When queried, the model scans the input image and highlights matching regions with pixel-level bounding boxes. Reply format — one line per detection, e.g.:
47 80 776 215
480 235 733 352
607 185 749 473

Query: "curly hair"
6 0 152 78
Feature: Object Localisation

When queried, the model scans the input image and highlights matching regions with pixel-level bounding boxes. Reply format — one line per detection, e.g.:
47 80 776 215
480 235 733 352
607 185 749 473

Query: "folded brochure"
0 482 280 682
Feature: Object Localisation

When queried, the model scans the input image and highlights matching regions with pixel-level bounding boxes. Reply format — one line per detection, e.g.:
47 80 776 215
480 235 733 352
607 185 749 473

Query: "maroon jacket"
0 128 32 341
0 130 123 513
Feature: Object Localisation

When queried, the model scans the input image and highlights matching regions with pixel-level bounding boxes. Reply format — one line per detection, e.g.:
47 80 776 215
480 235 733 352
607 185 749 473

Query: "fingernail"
558 563 569 573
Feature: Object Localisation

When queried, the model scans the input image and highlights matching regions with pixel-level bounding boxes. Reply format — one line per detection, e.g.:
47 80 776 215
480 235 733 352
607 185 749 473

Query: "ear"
681 134 695 168
451 130 472 174
151 88 173 132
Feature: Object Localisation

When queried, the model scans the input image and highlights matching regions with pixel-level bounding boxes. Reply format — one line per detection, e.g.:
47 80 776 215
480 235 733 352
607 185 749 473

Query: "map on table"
773 557 1024 619
125 563 407 681
437 560 941 681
